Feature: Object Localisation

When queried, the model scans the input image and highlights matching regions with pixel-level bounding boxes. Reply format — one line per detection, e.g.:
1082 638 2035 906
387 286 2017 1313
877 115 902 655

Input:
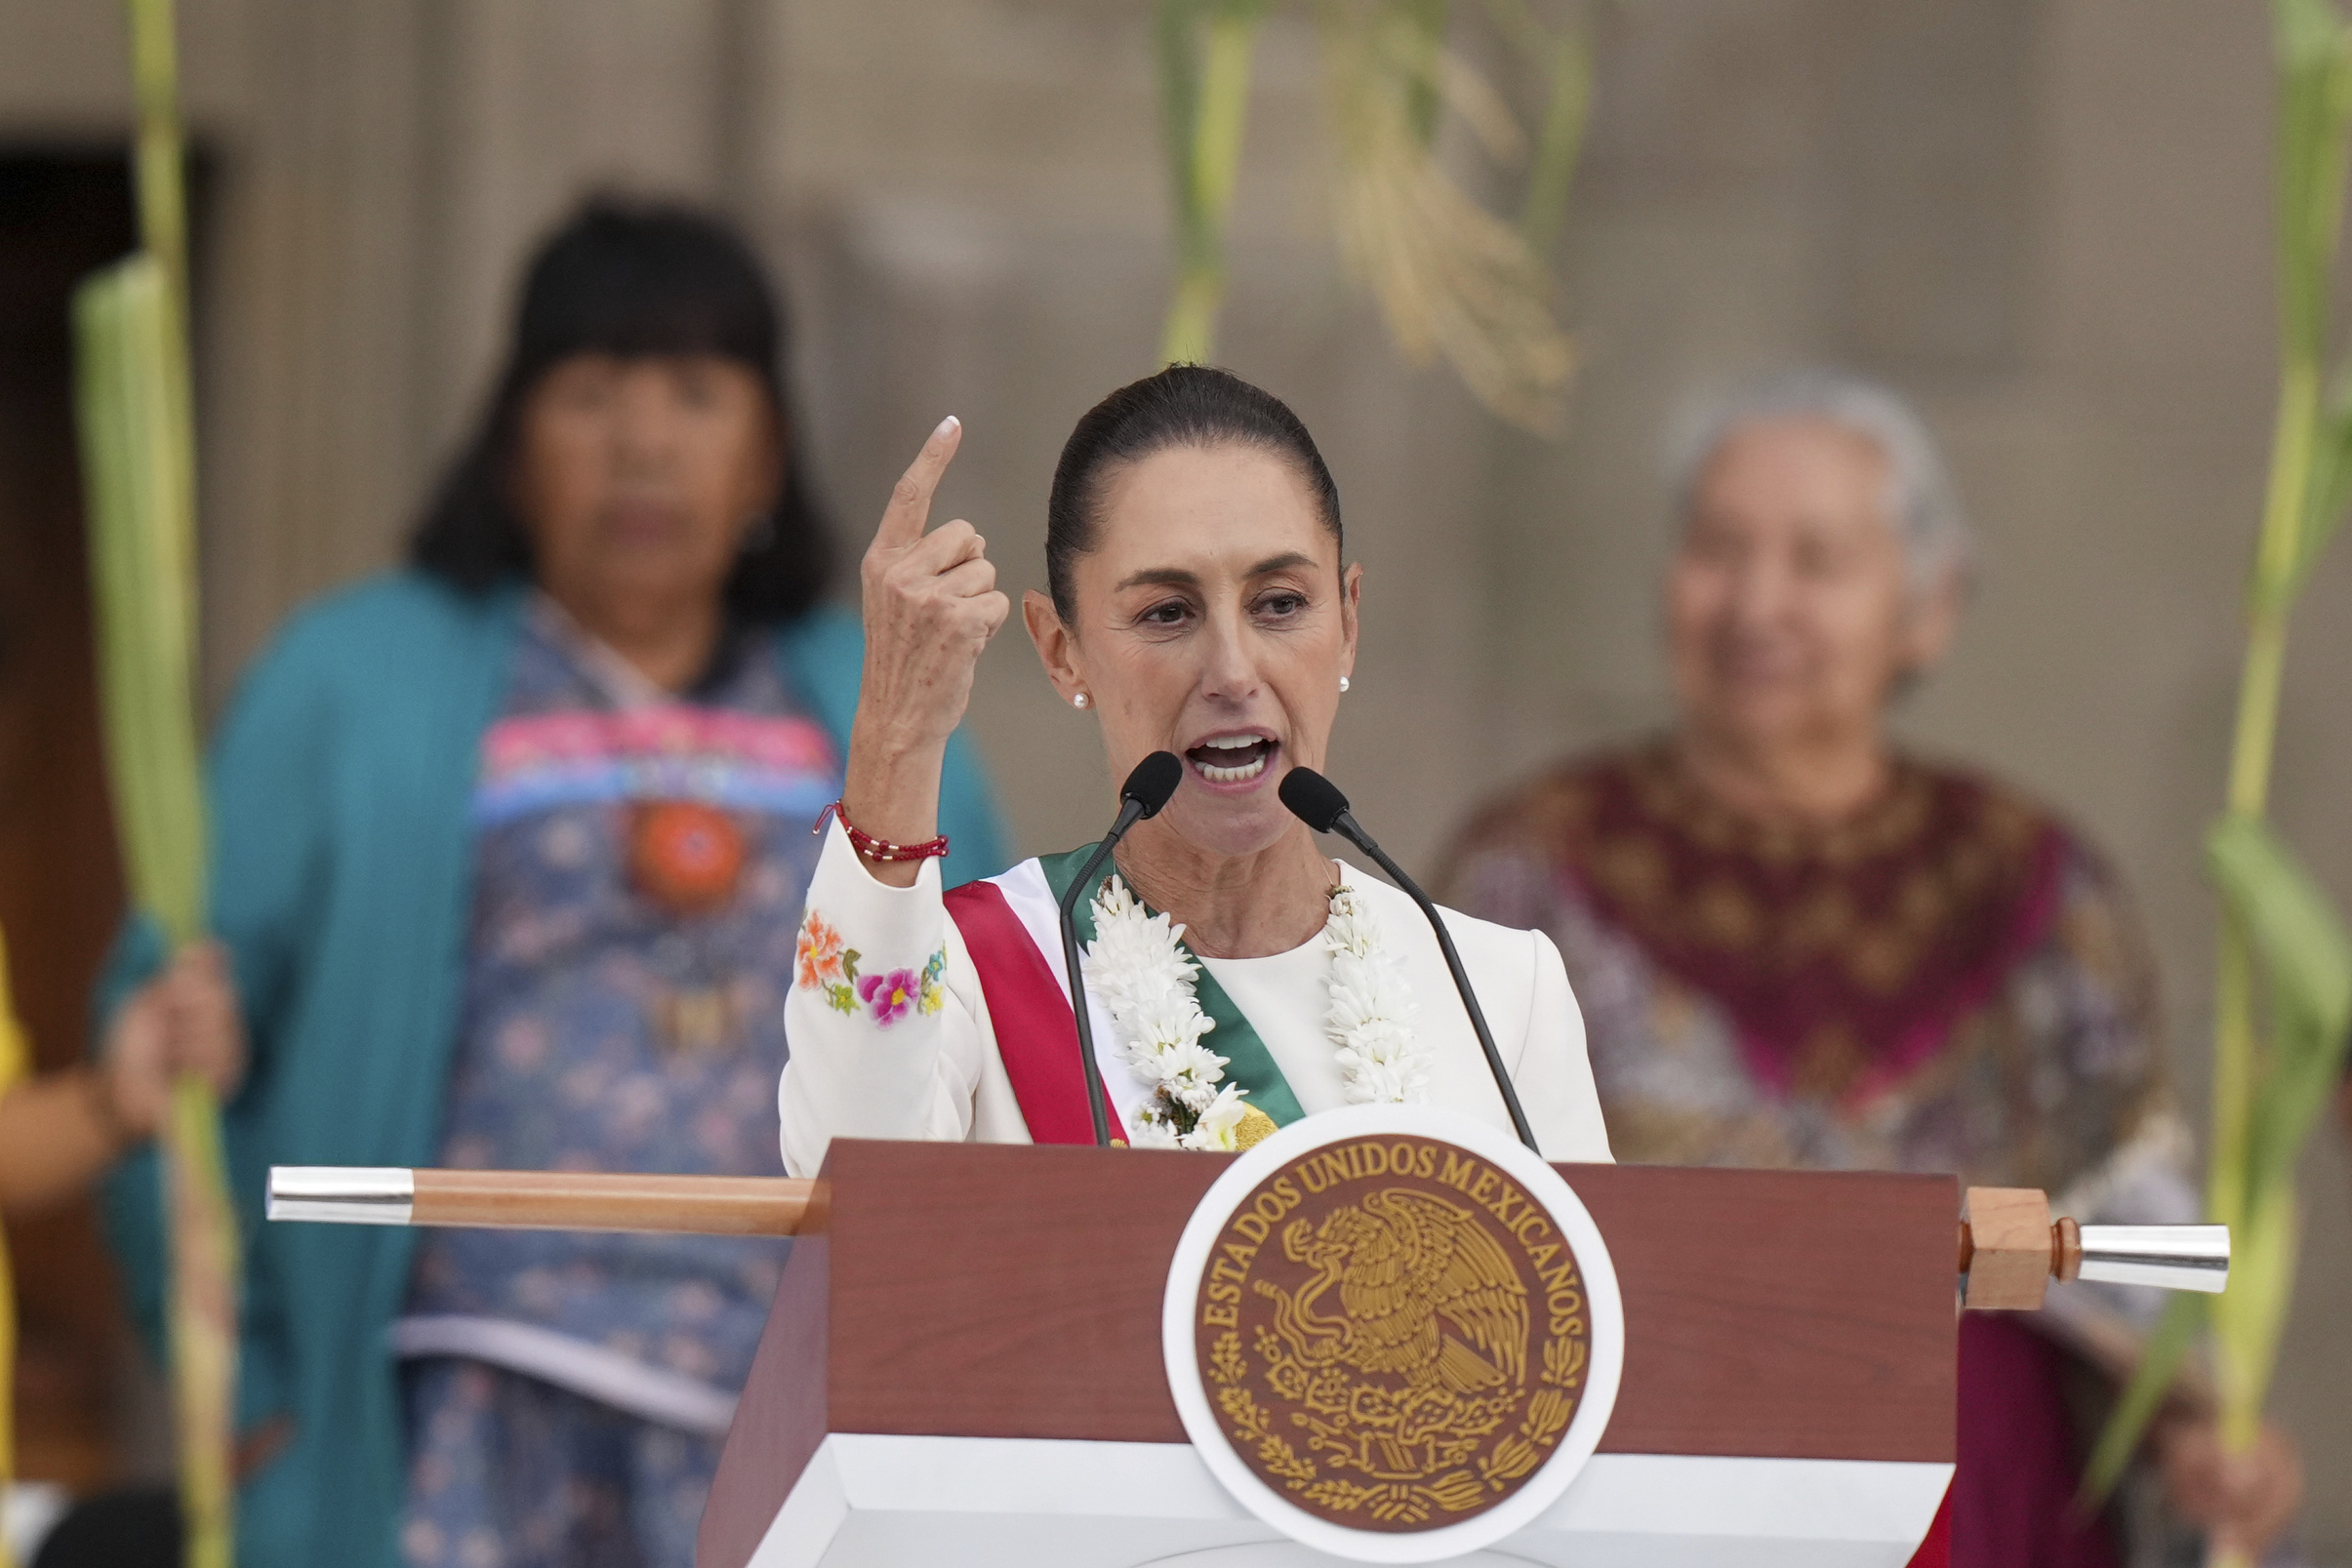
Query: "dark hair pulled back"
1044 365 1341 620
409 196 832 622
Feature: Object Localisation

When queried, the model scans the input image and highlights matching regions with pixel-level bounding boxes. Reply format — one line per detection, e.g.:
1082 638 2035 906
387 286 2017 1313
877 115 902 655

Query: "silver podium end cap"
2076 1223 2230 1293
268 1166 415 1226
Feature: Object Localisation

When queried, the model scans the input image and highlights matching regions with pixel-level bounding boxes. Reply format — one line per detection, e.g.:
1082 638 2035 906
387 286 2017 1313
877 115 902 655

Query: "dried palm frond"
1155 0 1595 433
1318 0 1575 431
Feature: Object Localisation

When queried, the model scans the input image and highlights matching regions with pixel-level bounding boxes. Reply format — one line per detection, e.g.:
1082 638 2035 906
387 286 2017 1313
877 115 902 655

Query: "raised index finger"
874 415 962 549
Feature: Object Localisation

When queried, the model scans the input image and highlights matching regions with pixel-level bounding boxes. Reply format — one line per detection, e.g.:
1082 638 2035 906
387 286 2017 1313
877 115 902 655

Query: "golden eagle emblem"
1195 1140 1593 1533
1261 1187 1529 1396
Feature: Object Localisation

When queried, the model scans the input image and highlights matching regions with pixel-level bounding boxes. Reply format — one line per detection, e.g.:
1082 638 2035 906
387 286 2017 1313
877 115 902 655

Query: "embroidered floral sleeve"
793 910 859 1014
779 821 980 1175
794 909 945 1025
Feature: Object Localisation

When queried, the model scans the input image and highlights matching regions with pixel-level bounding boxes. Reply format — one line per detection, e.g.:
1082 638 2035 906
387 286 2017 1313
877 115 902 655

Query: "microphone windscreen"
1122 750 1185 818
1277 767 1351 832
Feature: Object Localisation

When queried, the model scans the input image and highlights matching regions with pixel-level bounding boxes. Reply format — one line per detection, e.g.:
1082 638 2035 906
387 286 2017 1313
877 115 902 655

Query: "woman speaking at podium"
780 367 1611 1171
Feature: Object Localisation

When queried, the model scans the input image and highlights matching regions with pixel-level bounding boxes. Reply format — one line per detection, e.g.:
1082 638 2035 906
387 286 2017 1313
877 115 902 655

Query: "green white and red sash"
943 845 1306 1146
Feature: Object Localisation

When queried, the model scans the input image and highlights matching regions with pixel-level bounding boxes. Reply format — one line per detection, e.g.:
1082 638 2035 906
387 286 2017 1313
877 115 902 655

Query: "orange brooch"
628 800 748 916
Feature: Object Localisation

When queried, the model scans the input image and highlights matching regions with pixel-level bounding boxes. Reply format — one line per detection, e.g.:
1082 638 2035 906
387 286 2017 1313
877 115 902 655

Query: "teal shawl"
98 570 1005 1568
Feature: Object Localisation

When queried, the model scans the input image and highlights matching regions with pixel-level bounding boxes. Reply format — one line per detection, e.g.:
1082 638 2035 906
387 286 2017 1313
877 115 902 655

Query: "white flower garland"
1083 877 1230 1148
1322 885 1427 1104
1082 871 1426 1150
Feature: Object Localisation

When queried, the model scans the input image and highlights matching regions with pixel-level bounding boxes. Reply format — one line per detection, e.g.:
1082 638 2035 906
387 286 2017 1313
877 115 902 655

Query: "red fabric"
945 879 1128 1146
1908 1314 2120 1568
1550 746 2067 1105
1907 1488 1953 1568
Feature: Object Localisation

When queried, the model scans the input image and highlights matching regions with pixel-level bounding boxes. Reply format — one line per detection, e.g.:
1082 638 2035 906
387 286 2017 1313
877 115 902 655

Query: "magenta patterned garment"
1441 743 2180 1193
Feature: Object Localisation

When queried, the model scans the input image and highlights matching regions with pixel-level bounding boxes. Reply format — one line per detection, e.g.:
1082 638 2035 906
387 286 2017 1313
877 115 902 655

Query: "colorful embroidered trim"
474 708 837 826
794 910 944 1025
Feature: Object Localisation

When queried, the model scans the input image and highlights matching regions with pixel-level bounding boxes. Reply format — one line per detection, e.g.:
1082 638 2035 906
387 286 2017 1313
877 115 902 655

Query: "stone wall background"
2 0 2346 1548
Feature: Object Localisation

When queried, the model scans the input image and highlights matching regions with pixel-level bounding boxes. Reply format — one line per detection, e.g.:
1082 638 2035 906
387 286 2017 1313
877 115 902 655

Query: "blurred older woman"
101 201 1004 1568
1440 369 2299 1567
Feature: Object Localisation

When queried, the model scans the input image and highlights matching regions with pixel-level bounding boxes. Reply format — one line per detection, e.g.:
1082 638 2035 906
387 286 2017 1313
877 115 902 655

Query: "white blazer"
778 821 1614 1177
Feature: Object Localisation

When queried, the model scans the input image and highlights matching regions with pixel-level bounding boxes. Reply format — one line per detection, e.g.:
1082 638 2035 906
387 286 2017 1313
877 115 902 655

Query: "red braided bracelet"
815 801 951 863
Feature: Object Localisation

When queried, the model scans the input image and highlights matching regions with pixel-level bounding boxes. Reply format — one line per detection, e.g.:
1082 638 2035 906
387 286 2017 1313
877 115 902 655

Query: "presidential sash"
943 846 1305 1145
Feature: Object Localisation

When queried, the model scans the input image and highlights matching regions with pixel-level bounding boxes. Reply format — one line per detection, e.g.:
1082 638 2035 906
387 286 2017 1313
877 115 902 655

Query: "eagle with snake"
1257 1186 1530 1395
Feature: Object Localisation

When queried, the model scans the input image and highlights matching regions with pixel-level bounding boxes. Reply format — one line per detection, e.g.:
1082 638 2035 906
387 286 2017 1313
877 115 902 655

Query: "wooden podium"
697 1141 1960 1568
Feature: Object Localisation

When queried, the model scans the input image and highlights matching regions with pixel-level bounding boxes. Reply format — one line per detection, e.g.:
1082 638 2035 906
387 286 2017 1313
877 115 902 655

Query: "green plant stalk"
2229 366 2314 813
2089 9 2352 1523
2082 1292 2206 1503
2196 50 2336 1555
2212 1182 2299 1452
76 263 203 941
1161 265 1227 367
129 0 188 308
2205 920 2256 1247
88 2 240 1565
2193 372 2307 1568
78 255 237 1568
1517 26 1591 253
1160 11 1262 365
2207 355 2313 1248
164 1075 237 1568
2211 324 2317 1432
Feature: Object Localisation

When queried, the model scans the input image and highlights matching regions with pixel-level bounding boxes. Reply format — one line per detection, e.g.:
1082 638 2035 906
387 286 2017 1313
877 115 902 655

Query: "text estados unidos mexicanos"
1199 1138 1588 1335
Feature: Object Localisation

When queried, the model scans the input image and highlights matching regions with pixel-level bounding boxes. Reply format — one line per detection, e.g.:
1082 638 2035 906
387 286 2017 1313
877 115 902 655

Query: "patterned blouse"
1440 743 2196 1304
398 600 841 1428
1442 742 2214 1565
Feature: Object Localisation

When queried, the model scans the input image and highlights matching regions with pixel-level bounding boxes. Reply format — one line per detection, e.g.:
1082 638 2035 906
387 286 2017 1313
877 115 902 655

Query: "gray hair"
1664 367 1972 591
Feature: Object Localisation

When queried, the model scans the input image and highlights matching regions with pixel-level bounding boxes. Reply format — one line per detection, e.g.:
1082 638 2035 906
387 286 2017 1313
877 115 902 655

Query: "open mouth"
1186 734 1278 785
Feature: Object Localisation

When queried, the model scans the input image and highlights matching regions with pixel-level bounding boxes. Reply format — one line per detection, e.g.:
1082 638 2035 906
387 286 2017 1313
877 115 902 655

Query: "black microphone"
1278 766 1539 1152
1058 751 1186 1146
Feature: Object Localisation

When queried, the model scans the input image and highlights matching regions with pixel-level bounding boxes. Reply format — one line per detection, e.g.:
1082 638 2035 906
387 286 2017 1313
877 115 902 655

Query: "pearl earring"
1074 692 1090 708
1339 675 1351 694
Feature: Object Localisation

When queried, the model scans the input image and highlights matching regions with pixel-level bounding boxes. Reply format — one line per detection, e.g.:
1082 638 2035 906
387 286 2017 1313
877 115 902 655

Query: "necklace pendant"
629 800 748 916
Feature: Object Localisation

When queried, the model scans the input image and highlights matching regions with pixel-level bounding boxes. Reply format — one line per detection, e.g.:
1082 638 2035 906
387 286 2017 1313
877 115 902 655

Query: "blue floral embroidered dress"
396 601 839 1568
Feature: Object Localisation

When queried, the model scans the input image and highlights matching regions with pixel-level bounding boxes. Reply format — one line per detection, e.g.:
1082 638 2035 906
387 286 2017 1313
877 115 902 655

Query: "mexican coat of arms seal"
1163 1104 1623 1563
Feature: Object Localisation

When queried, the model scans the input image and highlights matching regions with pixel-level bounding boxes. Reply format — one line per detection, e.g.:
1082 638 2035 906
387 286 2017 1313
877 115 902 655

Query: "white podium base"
746 1434 1949 1568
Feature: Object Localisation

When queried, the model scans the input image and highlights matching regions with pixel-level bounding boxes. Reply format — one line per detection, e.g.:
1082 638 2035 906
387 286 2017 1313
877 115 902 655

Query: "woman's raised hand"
843 417 1009 883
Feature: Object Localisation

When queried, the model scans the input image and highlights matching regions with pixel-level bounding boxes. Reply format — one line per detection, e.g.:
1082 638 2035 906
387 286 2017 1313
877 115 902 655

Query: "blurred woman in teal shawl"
100 202 1004 1568
1441 370 2302 1568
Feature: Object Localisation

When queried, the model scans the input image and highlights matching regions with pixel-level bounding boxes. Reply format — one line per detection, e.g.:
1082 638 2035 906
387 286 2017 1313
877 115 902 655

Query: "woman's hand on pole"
844 417 1009 886
103 938 247 1139
0 940 247 1213
2153 1412 2303 1561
